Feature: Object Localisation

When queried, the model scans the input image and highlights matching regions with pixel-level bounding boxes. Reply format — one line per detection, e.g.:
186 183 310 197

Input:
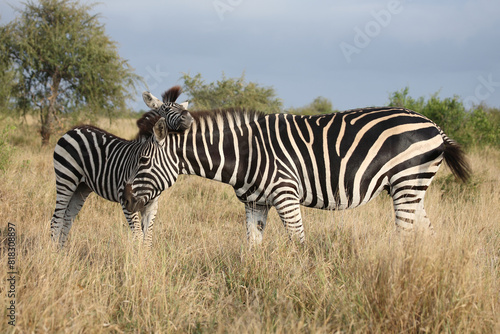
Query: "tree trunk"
40 108 55 146
40 74 60 146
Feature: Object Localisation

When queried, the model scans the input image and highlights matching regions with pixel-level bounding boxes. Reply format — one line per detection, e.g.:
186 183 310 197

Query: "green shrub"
388 87 500 148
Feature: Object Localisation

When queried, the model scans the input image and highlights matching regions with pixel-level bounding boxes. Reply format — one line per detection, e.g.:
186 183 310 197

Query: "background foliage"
181 72 283 114
0 3 499 150
0 0 141 145
286 96 338 115
388 87 500 148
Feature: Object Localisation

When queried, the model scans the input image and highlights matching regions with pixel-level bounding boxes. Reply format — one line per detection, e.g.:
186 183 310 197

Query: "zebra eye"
139 156 149 164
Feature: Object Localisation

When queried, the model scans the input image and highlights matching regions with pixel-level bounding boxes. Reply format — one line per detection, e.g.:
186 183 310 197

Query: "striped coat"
127 106 471 245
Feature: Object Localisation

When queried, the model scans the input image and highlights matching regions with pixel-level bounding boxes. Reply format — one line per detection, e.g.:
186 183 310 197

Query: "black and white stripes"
129 105 470 245
50 87 192 247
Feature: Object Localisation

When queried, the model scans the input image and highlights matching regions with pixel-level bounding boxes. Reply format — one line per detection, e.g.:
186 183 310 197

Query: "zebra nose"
122 183 144 212
178 111 193 131
123 195 145 213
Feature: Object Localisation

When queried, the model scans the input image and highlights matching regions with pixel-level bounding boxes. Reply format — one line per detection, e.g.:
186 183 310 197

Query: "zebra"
50 86 192 247
125 98 471 245
142 86 192 131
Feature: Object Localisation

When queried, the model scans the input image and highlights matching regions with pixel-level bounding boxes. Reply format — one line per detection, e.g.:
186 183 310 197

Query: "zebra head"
142 86 193 132
122 117 173 213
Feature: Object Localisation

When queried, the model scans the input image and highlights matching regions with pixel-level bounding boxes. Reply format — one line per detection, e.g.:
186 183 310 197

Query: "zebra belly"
299 175 389 211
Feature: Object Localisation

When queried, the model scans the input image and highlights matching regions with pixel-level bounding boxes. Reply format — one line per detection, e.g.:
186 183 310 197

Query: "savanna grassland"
0 116 499 333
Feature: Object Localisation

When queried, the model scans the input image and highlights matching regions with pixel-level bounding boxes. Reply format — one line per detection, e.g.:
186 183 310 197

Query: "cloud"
2 0 499 110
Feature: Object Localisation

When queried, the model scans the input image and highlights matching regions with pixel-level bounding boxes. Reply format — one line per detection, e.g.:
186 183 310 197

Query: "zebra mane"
162 86 182 103
136 112 162 140
189 107 266 123
135 107 265 139
136 86 183 139
75 124 129 142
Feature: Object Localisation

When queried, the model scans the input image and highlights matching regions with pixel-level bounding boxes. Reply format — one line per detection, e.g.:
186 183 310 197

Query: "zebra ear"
142 91 163 109
179 101 189 110
153 118 168 145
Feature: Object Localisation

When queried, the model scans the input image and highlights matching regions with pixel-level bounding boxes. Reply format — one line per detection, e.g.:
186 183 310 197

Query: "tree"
2 0 141 145
387 86 425 111
0 22 16 111
181 72 282 113
287 96 337 115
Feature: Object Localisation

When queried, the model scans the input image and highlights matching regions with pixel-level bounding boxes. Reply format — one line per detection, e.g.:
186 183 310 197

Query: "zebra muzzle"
177 110 193 131
122 183 145 213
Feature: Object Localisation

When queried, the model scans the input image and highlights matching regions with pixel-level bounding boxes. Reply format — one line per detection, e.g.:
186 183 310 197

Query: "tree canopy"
286 96 338 115
1 0 141 145
181 72 282 114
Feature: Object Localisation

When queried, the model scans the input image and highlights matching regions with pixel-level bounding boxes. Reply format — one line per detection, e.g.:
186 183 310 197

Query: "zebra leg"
121 207 142 241
51 183 92 247
141 197 159 249
274 198 305 243
391 184 434 234
245 203 269 246
51 193 71 245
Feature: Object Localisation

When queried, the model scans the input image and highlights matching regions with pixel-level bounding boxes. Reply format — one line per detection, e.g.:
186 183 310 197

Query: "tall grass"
0 118 499 333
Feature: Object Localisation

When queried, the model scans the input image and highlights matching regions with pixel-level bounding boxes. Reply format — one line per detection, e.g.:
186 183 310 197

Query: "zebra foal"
50 86 191 247
126 97 471 245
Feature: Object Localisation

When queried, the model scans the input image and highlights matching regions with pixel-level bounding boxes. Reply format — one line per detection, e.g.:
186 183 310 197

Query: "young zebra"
50 86 191 247
125 100 471 245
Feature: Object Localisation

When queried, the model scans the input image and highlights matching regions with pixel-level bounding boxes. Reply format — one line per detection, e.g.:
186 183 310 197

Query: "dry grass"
0 117 499 333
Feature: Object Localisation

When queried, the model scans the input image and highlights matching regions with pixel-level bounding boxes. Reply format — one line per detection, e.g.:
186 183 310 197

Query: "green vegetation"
0 0 141 145
181 72 283 113
286 96 338 115
0 23 15 112
388 87 500 148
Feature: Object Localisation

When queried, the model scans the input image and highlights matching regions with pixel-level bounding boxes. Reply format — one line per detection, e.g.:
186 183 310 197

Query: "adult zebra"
50 86 192 247
124 99 471 245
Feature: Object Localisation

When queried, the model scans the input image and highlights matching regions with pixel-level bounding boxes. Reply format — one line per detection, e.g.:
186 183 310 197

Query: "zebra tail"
442 136 472 183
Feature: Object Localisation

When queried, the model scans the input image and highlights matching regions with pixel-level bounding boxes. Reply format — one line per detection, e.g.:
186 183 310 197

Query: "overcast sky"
1 0 499 111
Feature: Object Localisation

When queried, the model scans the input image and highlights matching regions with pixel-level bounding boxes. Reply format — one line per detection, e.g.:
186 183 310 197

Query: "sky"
1 0 500 111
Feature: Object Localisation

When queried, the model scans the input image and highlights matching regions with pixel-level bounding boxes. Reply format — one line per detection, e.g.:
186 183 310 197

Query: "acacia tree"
2 0 140 145
0 23 16 111
181 72 282 113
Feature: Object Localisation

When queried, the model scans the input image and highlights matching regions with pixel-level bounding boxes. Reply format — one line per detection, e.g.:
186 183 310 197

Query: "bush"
388 87 500 148
463 106 500 147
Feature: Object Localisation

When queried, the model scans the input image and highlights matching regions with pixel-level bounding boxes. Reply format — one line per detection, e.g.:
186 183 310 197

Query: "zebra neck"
175 116 251 187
